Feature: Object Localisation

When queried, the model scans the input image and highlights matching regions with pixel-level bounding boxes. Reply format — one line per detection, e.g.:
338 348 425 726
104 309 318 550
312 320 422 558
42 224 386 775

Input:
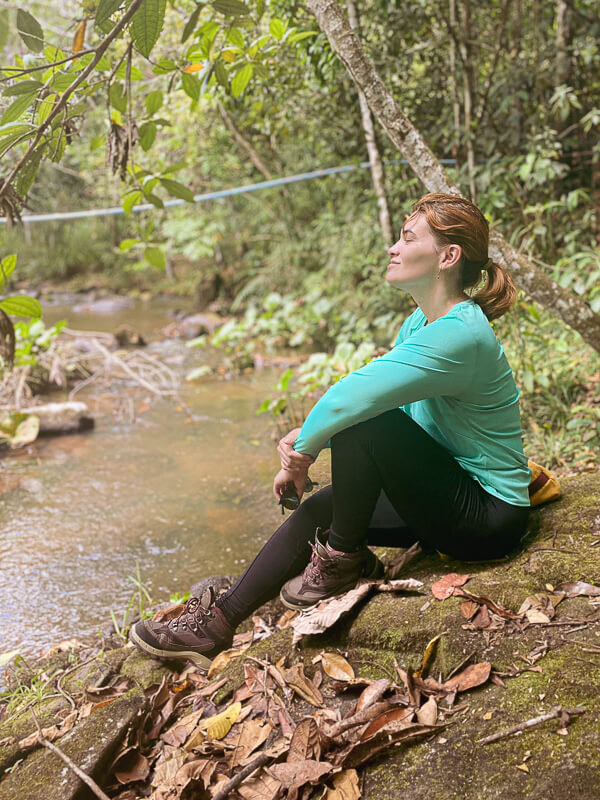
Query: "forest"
0 1 600 798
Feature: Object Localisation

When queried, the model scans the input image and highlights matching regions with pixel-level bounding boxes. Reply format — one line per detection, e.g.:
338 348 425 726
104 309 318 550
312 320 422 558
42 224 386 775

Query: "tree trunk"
448 0 461 160
458 0 476 199
346 0 394 244
217 102 274 180
304 0 600 353
556 0 572 88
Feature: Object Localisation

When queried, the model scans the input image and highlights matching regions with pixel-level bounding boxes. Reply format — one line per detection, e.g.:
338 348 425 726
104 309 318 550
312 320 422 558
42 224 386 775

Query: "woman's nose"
388 240 401 256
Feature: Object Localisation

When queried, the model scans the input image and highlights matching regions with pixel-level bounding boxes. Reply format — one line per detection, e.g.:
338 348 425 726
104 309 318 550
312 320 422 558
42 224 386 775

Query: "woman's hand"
273 466 308 504
277 427 314 472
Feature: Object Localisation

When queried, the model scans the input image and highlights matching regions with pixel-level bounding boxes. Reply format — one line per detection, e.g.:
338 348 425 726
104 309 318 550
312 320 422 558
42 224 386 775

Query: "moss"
120 648 174 690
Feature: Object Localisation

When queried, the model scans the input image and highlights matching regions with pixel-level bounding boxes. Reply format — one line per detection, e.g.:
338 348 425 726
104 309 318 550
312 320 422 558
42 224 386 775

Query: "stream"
0 296 318 660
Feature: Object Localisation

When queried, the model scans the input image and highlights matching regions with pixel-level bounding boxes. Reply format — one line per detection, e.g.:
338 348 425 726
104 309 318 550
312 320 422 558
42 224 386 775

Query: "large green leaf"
129 0 167 58
138 121 157 151
0 295 42 318
181 72 200 101
182 5 201 43
0 10 8 50
160 178 194 202
231 63 252 97
15 147 44 197
144 246 166 269
0 124 35 158
122 189 143 215
145 89 163 115
4 80 43 97
0 92 36 125
16 9 44 53
212 0 249 16
95 0 124 30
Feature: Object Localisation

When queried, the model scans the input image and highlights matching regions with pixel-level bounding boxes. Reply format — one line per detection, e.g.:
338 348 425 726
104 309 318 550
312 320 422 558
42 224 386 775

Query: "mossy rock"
0 688 146 800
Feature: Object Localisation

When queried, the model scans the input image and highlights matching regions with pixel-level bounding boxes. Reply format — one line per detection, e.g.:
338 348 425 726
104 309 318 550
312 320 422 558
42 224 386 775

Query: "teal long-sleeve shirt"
292 299 531 507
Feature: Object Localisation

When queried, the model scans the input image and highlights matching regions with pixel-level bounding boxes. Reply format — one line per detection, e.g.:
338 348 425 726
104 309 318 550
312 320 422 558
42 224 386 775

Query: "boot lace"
169 595 215 634
304 541 337 585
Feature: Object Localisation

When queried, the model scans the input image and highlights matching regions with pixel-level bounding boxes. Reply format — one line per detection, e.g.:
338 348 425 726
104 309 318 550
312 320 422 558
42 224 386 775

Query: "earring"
436 268 441 280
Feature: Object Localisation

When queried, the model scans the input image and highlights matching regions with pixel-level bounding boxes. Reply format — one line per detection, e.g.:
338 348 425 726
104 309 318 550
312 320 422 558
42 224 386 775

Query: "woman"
130 193 531 670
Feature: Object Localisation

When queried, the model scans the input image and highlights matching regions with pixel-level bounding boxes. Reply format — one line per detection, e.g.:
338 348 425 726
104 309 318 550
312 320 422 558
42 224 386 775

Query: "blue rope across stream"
0 158 456 225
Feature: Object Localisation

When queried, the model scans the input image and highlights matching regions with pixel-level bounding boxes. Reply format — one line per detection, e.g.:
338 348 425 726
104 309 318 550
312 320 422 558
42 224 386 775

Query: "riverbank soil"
1 471 599 799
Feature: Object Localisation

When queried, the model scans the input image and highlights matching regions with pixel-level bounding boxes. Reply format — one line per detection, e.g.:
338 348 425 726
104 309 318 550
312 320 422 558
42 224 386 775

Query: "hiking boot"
129 587 234 671
280 528 384 611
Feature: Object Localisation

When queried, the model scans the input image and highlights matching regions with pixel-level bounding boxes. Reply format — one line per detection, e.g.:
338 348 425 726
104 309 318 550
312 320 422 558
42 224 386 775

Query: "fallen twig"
444 651 476 683
478 706 586 745
30 710 111 800
212 751 272 800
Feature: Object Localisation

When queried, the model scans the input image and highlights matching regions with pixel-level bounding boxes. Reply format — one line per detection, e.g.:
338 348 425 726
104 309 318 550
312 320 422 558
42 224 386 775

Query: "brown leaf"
324 768 361 800
431 573 470 600
18 710 77 751
394 664 420 707
416 696 437 725
162 708 205 747
443 661 492 692
233 684 255 704
518 592 563 623
114 750 150 784
321 652 355 682
375 578 424 593
175 758 217 787
453 588 520 619
415 632 446 678
207 643 250 679
290 582 373 644
386 541 422 580
226 719 272 768
152 602 185 622
282 663 324 707
268 759 334 790
336 723 439 769
151 750 187 786
355 678 390 713
288 717 321 762
360 707 414 740
471 604 491 629
277 707 296 739
554 581 600 597
460 600 479 620
277 609 299 628
236 768 281 800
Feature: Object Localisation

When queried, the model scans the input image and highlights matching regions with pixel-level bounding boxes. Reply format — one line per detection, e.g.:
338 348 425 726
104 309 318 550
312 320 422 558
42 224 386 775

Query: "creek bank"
1 473 599 799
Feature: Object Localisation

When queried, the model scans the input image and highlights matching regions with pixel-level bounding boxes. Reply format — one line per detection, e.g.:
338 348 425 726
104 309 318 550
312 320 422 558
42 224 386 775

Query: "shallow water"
0 299 327 659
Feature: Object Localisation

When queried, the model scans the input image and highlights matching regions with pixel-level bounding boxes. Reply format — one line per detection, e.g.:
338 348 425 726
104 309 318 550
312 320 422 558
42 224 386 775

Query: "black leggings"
217 408 529 627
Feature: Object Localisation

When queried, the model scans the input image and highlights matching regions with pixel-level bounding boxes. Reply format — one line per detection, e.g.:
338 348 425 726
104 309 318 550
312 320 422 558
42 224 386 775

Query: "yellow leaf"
321 652 355 682
73 20 86 53
184 63 204 73
414 631 446 678
483 711 493 720
204 702 242 740
516 764 529 773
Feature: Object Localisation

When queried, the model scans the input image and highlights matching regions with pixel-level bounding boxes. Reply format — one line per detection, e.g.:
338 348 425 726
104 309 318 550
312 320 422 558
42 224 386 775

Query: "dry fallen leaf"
18 710 78 751
431 573 470 600
269 759 334 790
460 600 479 620
114 750 150 784
483 711 493 720
185 701 242 749
553 581 600 598
360 707 415 741
444 661 492 692
516 763 530 773
355 679 390 713
386 541 422 580
453 588 520 619
415 632 446 678
324 768 362 800
288 717 321 762
226 719 272 768
237 768 282 800
322 652 355 682
207 643 251 678
416 696 437 725
518 592 563 624
282 663 324 707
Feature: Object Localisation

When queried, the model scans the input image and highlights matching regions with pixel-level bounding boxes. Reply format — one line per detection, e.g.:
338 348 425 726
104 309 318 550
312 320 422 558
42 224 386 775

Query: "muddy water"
0 299 330 659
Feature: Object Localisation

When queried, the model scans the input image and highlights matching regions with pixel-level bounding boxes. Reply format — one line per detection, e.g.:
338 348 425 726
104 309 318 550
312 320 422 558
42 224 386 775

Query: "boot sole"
129 625 213 672
279 556 384 612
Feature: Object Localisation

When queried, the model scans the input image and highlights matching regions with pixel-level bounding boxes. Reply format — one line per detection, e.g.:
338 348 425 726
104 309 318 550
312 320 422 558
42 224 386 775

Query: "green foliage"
12 318 65 369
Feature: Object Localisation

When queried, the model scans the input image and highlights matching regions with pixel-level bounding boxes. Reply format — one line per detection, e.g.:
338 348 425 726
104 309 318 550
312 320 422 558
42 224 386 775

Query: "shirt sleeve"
293 315 477 458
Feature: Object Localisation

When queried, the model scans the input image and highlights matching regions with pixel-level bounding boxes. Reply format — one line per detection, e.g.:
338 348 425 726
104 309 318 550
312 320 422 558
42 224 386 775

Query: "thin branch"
0 48 97 81
212 752 272 800
30 710 111 800
0 0 144 201
478 706 586 745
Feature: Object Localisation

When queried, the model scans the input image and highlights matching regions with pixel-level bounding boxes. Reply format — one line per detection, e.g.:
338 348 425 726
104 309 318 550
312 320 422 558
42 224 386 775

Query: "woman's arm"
293 316 477 459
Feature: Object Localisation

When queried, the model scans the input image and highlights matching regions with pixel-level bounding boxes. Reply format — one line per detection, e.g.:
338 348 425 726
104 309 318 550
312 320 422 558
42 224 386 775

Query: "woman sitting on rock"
130 192 531 669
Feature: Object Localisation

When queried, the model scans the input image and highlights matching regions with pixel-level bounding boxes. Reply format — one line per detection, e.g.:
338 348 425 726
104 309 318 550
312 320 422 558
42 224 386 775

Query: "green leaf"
0 10 8 50
227 27 245 48
0 295 42 318
16 9 44 53
181 71 200 101
90 134 105 151
253 63 268 79
115 61 143 81
15 147 44 196
4 80 43 97
182 5 201 42
130 0 167 58
186 365 212 380
122 189 143 215
49 73 76 93
160 177 194 202
287 30 318 44
109 83 127 113
152 58 177 74
119 238 140 251
0 255 17 289
144 192 164 209
1 92 36 125
36 93 57 125
212 0 249 16
0 123 35 157
231 62 252 97
145 89 163 115
144 246 166 269
95 0 124 30
214 59 228 87
49 129 66 162
139 120 157 150
269 18 286 40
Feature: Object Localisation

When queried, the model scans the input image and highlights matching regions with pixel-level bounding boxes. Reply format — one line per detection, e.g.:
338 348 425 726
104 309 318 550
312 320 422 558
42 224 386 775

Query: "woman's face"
385 213 441 290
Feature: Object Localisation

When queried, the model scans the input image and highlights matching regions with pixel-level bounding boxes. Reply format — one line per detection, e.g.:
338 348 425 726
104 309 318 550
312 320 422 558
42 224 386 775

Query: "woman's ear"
440 243 462 269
